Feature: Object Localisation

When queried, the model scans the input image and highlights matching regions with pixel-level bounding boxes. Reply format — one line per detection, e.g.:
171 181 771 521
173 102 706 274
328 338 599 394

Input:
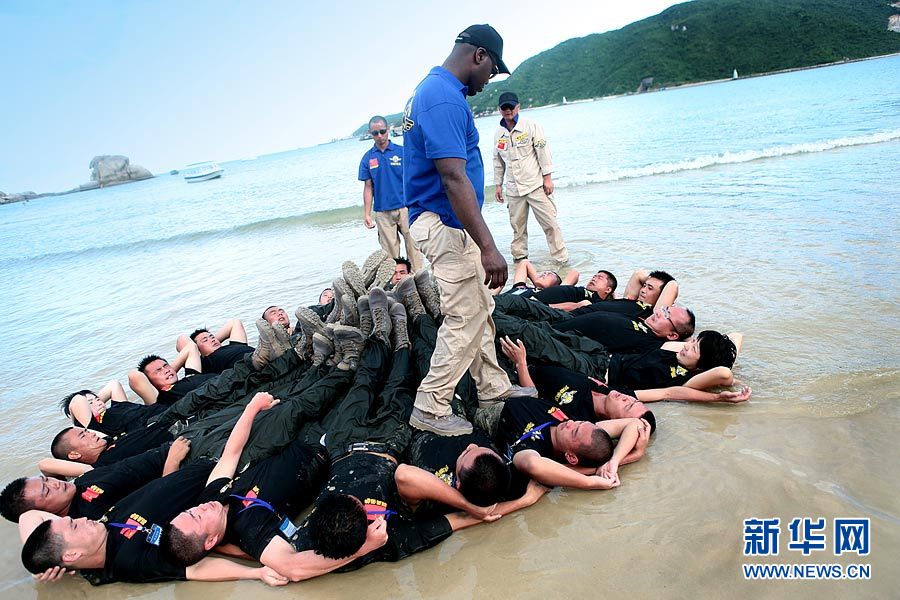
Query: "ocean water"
0 55 898 598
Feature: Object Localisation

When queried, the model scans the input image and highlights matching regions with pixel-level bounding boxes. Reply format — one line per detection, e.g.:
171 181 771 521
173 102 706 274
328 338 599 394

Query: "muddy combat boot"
295 305 327 338
369 259 396 291
340 295 359 327
394 275 426 320
409 407 473 436
311 331 335 367
414 270 442 318
342 261 368 298
293 330 313 360
357 295 373 339
333 325 365 371
389 302 409 350
368 287 392 346
252 319 288 370
362 249 390 287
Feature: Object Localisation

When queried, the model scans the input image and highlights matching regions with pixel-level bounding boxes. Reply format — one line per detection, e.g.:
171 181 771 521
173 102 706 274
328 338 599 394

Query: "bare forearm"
186 557 263 582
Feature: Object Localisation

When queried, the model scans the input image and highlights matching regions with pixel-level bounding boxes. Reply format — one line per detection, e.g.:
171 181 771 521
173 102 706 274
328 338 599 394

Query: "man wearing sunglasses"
359 116 423 272
493 91 568 264
403 24 529 437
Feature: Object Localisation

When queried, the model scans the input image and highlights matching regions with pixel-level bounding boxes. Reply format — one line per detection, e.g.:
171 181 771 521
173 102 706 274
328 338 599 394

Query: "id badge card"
279 517 298 538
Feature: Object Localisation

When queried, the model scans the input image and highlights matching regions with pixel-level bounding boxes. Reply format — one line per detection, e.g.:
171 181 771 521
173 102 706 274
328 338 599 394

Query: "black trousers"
325 339 416 461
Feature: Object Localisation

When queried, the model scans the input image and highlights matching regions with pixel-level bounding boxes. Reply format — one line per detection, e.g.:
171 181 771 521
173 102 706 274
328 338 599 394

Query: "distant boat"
733 69 739 79
183 161 224 182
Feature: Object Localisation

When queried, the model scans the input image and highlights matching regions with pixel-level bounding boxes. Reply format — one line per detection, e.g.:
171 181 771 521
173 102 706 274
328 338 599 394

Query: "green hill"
468 0 900 112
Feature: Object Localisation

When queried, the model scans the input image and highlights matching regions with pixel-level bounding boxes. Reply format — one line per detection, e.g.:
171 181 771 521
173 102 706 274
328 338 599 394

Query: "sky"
0 0 684 193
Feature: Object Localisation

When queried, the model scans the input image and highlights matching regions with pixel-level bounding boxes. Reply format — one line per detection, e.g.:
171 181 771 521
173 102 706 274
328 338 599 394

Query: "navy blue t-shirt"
402 66 484 229
359 141 405 212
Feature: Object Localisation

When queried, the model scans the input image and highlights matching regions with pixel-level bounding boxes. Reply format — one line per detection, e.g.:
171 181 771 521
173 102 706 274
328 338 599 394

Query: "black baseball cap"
498 92 519 107
455 24 510 74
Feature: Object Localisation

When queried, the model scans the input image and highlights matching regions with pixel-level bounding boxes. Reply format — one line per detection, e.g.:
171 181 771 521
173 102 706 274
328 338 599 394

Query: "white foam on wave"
556 129 900 187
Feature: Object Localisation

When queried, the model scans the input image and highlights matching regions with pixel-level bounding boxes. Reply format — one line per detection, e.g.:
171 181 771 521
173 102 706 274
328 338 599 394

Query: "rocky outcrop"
89 155 153 187
0 191 39 205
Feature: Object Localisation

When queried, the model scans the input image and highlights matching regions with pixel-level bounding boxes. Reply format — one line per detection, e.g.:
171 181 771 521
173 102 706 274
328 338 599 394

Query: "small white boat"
183 161 224 182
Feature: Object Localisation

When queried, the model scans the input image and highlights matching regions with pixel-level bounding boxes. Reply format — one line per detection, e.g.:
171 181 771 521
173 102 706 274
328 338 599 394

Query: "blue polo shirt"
358 141 405 212
402 66 484 230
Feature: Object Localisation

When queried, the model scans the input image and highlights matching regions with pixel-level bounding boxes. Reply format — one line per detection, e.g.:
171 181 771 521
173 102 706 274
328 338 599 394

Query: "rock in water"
88 155 153 186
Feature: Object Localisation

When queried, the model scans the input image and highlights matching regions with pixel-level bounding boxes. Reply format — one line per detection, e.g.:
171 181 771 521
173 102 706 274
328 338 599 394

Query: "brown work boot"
389 302 409 350
342 261 367 298
311 332 334 366
362 249 390 287
414 270 441 318
357 295 373 339
394 275 426 320
333 325 365 371
252 319 287 370
368 287 392 346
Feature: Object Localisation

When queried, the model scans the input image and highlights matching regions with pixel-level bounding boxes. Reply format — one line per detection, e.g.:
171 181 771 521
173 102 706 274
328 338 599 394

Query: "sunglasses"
500 104 516 111
370 128 388 136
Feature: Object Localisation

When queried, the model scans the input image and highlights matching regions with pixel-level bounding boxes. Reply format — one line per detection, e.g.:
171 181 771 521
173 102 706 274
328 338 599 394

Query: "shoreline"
479 51 900 115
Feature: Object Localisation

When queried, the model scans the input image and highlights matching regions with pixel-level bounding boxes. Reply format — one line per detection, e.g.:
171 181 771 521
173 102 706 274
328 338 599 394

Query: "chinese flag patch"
369 158 379 168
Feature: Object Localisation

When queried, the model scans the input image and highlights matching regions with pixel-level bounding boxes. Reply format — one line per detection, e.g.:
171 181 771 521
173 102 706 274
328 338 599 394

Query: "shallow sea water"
0 55 898 598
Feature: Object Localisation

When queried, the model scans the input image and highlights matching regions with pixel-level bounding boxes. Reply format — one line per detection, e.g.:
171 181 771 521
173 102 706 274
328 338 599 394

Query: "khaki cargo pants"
507 187 568 263
409 211 510 417
374 207 424 272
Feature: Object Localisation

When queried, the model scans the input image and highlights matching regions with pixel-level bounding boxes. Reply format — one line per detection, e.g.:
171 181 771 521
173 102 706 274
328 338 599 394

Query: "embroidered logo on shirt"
389 155 401 166
369 158 379 169
95 409 105 423
554 385 575 405
520 422 544 441
514 133 529 144
671 366 688 378
240 486 260 508
632 320 649 333
547 407 569 422
120 514 147 539
81 485 104 503
534 139 547 148
402 96 415 132
434 465 453 486
497 136 509 151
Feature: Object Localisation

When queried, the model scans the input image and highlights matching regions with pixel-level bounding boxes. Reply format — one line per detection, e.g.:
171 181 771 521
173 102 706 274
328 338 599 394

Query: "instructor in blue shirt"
402 25 534 436
359 116 423 271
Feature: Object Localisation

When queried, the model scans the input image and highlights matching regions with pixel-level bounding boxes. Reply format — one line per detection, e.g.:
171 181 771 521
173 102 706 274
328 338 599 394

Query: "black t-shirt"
94 424 175 468
408 429 526 512
607 348 690 389
533 285 603 306
87 402 167 437
292 452 452 569
528 365 598 422
200 342 254 375
309 300 333 320
197 442 328 560
569 298 654 319
503 282 536 299
81 460 214 585
70 445 168 520
553 312 664 354
496 397 572 462
155 372 216 406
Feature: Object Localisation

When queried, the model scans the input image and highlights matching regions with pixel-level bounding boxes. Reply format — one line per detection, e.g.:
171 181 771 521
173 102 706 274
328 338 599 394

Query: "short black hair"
640 410 657 435
368 115 388 129
648 270 675 286
50 427 75 460
458 452 510 506
308 494 368 559
137 354 165 373
262 305 278 320
21 520 62 574
189 328 210 342
546 271 562 286
574 428 613 468
394 257 412 273
696 330 738 372
160 522 207 567
0 477 28 522
598 270 618 294
679 308 696 340
59 389 94 418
